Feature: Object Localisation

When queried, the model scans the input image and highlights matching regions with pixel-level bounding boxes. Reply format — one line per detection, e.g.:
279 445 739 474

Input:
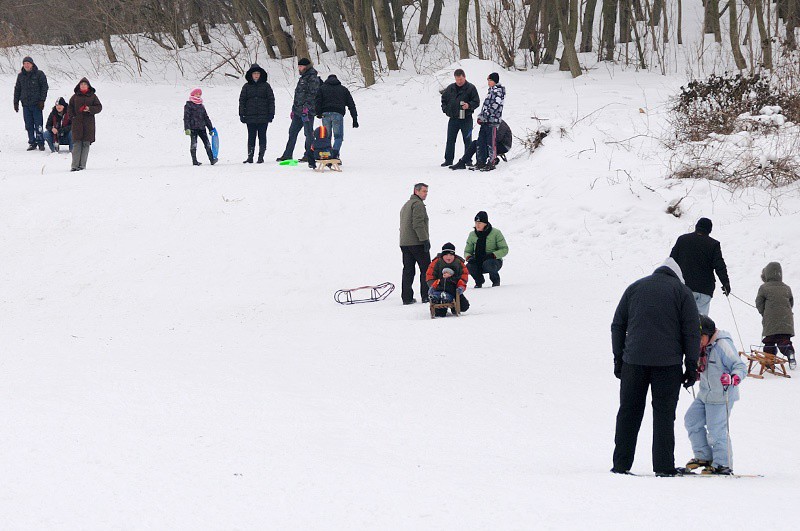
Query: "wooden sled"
429 295 461 319
334 282 394 305
313 158 342 172
740 347 791 379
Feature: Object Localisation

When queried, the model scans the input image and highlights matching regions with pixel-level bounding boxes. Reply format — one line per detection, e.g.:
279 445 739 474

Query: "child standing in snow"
183 88 217 166
684 315 746 475
756 262 795 369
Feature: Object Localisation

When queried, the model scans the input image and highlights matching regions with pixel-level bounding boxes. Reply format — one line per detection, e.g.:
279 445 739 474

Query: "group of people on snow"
440 69 510 172
13 57 103 171
399 184 509 316
611 217 795 476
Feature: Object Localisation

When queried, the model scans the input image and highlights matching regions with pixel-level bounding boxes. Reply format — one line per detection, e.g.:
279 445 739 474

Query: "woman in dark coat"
67 77 102 171
238 64 275 163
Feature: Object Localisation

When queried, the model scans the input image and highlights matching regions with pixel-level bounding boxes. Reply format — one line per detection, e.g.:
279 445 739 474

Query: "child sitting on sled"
756 261 796 370
684 315 747 475
425 242 470 317
308 124 335 169
183 88 217 166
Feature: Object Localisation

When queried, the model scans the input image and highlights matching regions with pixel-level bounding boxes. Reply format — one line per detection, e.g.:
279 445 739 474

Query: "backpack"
312 125 334 160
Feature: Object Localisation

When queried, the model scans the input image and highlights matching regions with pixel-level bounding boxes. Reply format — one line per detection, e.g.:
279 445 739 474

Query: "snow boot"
276 155 290 162
450 161 467 170
787 348 796 370
480 163 496 172
610 468 634 475
685 458 711 471
256 147 266 164
243 146 254 163
440 161 452 167
191 150 202 166
402 298 417 305
38 144 45 151
702 465 733 475
299 156 309 163
655 468 688 477
27 144 37 151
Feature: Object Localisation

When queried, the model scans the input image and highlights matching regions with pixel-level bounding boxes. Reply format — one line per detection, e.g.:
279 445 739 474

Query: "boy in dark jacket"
756 262 795 369
426 242 470 316
315 74 358 160
43 97 72 152
184 88 217 166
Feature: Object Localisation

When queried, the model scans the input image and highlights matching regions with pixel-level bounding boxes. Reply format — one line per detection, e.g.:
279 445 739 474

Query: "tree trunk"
458 0 470 58
580 0 599 52
620 0 633 43
787 0 798 50
556 0 582 76
602 0 618 60
373 0 400 68
390 0 405 40
650 0 662 25
677 0 682 43
323 0 356 55
285 0 310 59
475 0 485 59
543 2 560 64
729 0 747 69
421 0 443 44
263 0 294 57
350 0 376 85
102 33 118 62
754 0 773 68
418 0 429 34
300 0 329 53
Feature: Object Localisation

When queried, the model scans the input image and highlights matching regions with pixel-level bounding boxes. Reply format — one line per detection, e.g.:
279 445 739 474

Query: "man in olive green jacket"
464 211 508 287
399 183 431 304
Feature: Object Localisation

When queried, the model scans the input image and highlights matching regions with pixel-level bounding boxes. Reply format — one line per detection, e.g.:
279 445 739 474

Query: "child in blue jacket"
684 315 746 475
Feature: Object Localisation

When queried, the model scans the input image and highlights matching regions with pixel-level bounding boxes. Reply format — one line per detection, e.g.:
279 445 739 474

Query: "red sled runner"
334 282 395 305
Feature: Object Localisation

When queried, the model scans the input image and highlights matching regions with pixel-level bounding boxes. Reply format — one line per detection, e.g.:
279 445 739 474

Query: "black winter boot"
243 146 254 163
450 160 467 170
191 150 201 166
256 147 266 164
206 148 217 165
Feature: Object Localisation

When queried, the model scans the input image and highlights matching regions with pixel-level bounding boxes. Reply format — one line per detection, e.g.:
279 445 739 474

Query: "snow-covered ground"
2 55 800 529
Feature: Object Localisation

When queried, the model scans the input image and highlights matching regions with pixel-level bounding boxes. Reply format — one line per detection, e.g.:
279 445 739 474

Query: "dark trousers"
23 104 44 146
190 129 214 162
400 244 431 303
282 115 314 160
476 123 497 166
613 363 683 473
444 117 473 164
763 334 794 356
467 258 502 285
246 123 268 156
459 141 507 165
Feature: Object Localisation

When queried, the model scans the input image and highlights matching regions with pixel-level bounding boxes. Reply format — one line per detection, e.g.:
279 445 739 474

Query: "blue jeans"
693 292 712 316
43 130 72 152
427 288 455 303
23 104 44 146
282 114 314 160
685 398 733 468
444 117 473 164
476 123 498 166
322 112 344 156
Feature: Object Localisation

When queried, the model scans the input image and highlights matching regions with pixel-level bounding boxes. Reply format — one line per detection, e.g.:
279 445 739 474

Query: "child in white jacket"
684 315 747 475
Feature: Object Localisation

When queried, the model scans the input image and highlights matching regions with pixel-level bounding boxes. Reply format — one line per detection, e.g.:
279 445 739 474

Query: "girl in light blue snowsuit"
684 316 746 474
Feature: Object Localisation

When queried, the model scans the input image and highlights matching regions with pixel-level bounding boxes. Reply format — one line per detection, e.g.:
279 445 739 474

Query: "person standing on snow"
611 257 700 477
399 183 431 305
315 74 358 161
426 242 470 316
683 315 746 475
13 56 49 151
669 217 731 315
67 78 102 172
464 211 508 287
475 72 505 172
184 88 217 166
277 58 321 166
756 262 796 369
439 68 480 167
238 64 275 164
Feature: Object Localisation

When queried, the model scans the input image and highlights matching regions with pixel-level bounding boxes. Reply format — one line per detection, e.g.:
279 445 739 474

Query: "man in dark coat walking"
399 183 431 305
278 58 321 166
611 258 701 476
669 217 731 315
239 64 275 163
440 69 479 167
13 56 49 150
315 74 358 159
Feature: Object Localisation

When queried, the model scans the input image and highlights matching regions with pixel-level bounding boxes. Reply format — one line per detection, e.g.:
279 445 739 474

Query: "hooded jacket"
239 64 275 124
669 231 730 296
68 78 102 143
14 58 49 106
477 83 505 124
756 262 794 337
315 75 357 118
612 258 701 367
440 80 480 119
696 331 747 404
292 66 322 115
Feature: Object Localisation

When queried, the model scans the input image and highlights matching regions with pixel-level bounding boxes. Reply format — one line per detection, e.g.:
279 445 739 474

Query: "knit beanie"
699 315 716 337
488 72 499 83
298 58 312 66
441 242 456 255
56 97 67 107
695 217 713 234
189 88 203 104
474 211 489 223
22 56 34 65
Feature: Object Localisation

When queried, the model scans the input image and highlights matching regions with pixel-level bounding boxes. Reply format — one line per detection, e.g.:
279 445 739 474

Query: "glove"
422 240 431 253
37 101 44 110
290 111 294 120
14 102 19 112
185 129 191 136
722 283 731 296
614 359 623 379
353 118 359 128
477 118 483 125
456 287 464 295
682 360 698 388
80 105 89 112
721 374 741 386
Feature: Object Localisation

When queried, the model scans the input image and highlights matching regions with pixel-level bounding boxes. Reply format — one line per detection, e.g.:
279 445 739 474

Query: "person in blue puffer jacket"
684 315 746 475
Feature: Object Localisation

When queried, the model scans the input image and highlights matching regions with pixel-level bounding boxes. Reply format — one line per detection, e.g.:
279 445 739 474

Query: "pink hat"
189 88 203 104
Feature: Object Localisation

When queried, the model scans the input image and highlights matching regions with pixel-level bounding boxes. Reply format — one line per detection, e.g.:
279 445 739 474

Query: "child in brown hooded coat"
756 262 795 369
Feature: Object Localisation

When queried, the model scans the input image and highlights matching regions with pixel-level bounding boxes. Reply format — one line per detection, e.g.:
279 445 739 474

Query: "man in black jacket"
13 56 49 151
450 120 512 170
278 58 321 166
611 258 700 476
440 69 479 167
669 217 730 315
315 74 358 159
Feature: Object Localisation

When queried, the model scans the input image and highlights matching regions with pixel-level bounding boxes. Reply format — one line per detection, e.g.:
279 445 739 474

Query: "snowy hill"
2 52 800 528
